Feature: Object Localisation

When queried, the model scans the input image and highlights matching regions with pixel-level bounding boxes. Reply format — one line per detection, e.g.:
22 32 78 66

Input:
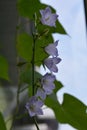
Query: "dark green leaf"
38 20 67 35
20 68 42 85
17 61 28 67
17 0 48 20
17 32 53 66
45 93 68 122
0 55 9 80
28 85 32 97
17 33 33 62
49 20 67 34
0 112 7 130
17 0 67 34
62 93 87 130
54 80 63 93
45 93 87 130
35 34 53 66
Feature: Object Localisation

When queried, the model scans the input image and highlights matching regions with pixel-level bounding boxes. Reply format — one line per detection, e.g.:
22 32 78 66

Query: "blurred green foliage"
0 55 9 81
0 112 7 130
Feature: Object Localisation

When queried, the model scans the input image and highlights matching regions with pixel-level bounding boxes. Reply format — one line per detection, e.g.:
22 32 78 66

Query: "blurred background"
0 0 87 130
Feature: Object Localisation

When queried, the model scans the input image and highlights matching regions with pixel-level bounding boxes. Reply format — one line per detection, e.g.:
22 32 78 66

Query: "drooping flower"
40 7 58 27
25 96 43 117
41 73 56 95
36 88 46 100
45 40 58 57
44 57 61 73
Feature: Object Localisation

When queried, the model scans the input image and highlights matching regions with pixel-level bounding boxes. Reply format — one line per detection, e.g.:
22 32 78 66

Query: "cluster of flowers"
25 7 61 117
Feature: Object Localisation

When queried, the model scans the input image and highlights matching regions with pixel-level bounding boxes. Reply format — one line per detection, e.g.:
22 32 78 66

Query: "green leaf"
17 32 53 66
17 33 33 62
0 55 9 80
17 61 28 67
20 68 42 96
35 34 53 66
62 94 87 130
0 112 7 130
50 20 67 34
17 0 67 35
45 93 87 130
20 68 42 85
38 20 67 35
17 0 38 19
17 0 47 19
54 80 63 93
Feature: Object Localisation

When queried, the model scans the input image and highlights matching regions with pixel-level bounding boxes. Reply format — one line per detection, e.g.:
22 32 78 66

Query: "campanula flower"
40 7 58 27
45 40 58 57
41 73 56 95
25 96 43 117
36 88 46 100
44 57 61 73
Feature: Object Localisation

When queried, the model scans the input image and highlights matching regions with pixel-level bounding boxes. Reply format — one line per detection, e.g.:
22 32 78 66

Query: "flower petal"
53 57 62 64
36 88 46 100
44 57 58 72
40 7 58 27
45 41 58 57
25 96 43 117
41 73 56 95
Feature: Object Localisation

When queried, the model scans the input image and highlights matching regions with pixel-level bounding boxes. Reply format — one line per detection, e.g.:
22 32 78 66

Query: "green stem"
32 35 36 95
31 14 40 130
19 86 28 93
33 117 40 130
31 13 38 96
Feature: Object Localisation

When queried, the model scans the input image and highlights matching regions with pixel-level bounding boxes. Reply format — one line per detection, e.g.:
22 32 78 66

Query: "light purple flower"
25 96 43 117
41 73 56 95
36 88 46 100
45 40 58 57
44 57 61 73
40 7 58 27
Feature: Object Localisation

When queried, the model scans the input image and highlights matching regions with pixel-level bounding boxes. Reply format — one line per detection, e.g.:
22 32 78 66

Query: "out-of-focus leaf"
45 93 87 130
17 32 53 66
0 112 7 130
17 0 49 20
17 33 33 62
0 55 9 80
20 68 42 85
17 61 28 67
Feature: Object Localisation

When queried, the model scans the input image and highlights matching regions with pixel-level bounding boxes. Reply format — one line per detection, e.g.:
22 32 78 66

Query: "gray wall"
0 0 18 86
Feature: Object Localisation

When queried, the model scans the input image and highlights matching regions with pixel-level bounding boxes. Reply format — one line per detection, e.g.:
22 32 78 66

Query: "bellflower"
36 88 46 100
40 7 58 27
41 73 56 95
45 40 58 57
25 96 43 117
44 57 61 73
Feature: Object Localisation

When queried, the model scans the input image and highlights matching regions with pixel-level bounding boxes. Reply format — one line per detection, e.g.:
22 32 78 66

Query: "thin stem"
31 14 40 130
19 86 28 93
31 35 36 95
31 13 37 96
33 117 40 130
